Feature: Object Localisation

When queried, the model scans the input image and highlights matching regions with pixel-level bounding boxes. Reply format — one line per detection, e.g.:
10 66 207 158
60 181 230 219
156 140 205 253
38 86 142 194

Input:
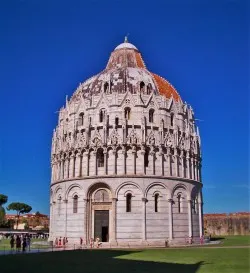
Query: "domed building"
49 38 203 246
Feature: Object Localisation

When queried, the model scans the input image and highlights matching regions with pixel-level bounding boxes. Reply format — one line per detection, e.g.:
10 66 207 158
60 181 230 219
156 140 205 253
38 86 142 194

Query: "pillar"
188 199 193 238
132 147 136 174
82 152 89 176
104 149 107 175
94 151 97 175
198 201 203 237
186 152 190 179
122 148 126 174
63 199 68 237
113 150 116 175
142 198 147 241
76 154 82 177
168 199 173 240
69 155 74 178
141 148 145 174
111 198 117 244
83 198 88 244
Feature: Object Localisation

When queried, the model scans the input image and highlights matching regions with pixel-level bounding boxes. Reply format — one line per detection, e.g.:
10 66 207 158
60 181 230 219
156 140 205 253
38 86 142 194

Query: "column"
186 152 190 179
111 198 117 244
142 198 147 241
175 150 179 177
159 148 164 176
141 149 146 174
76 154 82 177
196 160 199 181
150 151 155 175
190 157 194 180
113 150 116 175
83 198 88 244
187 199 193 238
181 151 184 178
103 149 107 175
49 203 53 240
67 157 70 178
69 155 74 178
82 151 89 176
193 159 196 181
168 199 173 240
198 201 203 237
94 151 97 176
132 147 136 174
63 199 68 237
122 148 126 174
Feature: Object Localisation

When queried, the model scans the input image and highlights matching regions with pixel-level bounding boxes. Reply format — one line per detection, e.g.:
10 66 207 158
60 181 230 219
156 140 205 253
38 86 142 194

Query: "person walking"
22 237 27 252
10 236 15 251
16 235 21 252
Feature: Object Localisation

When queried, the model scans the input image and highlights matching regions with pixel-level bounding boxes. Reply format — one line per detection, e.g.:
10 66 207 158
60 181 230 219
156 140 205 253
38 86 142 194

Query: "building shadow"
0 249 204 273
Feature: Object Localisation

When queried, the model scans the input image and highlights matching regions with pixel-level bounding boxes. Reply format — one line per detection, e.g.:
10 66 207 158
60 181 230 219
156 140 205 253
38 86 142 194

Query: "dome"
71 38 181 102
115 42 138 50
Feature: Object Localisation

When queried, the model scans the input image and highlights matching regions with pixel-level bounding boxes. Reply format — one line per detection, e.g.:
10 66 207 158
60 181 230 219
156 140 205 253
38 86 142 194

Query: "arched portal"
87 183 113 244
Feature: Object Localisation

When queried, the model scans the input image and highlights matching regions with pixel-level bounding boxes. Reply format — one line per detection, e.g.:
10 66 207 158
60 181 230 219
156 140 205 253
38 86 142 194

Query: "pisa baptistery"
49 37 204 246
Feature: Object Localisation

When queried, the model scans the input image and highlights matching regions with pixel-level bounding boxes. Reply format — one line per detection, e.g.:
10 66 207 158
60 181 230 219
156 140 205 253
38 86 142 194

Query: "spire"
124 36 128 43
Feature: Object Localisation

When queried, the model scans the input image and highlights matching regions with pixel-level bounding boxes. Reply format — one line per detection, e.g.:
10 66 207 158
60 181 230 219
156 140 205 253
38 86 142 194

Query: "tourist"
63 237 66 246
10 236 15 250
80 237 83 246
55 237 58 246
59 237 62 246
22 237 27 252
16 235 21 252
26 235 31 251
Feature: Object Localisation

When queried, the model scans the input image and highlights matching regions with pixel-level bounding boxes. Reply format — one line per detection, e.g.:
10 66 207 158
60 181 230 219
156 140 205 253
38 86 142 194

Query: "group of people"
54 237 68 247
10 234 31 252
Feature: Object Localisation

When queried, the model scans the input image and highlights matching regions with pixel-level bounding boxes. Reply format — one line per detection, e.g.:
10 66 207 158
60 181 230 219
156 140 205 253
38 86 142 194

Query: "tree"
0 194 8 206
0 194 8 225
6 202 32 229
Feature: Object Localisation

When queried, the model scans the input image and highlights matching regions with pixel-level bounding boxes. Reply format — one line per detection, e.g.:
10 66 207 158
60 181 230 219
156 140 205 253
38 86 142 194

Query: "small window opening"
104 82 109 93
171 114 174 126
140 82 145 93
99 109 105 122
155 193 159 212
73 195 78 213
147 84 152 95
144 151 149 167
126 193 132 212
97 149 104 167
115 117 119 126
149 109 154 123
124 107 131 120
177 194 181 213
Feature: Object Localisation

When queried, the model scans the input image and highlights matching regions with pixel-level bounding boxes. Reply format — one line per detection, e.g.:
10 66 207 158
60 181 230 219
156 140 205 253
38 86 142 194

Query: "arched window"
97 149 104 167
177 194 182 213
99 109 105 122
154 193 159 212
170 113 174 127
115 117 119 127
144 150 149 167
94 189 110 202
124 107 131 120
73 195 78 213
126 193 132 212
149 109 154 123
79 112 84 126
104 82 109 93
147 84 152 95
140 81 145 93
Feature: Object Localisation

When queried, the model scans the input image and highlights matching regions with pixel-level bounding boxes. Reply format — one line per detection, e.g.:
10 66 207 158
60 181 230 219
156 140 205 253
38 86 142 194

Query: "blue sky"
0 0 248 215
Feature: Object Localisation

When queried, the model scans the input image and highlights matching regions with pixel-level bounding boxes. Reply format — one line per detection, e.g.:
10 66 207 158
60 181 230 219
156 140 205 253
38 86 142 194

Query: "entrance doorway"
94 210 109 242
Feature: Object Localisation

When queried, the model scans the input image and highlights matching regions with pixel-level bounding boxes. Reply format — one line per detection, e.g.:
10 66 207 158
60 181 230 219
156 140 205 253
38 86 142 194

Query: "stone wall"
204 213 250 236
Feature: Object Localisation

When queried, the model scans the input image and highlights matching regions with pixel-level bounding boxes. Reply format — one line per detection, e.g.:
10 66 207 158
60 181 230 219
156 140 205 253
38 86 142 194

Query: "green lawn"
0 238 49 251
0 247 249 273
211 235 250 246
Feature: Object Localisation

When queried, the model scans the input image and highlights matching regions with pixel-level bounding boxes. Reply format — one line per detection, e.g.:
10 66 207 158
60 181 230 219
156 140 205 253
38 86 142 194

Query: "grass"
0 238 49 251
0 247 249 273
211 235 250 246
